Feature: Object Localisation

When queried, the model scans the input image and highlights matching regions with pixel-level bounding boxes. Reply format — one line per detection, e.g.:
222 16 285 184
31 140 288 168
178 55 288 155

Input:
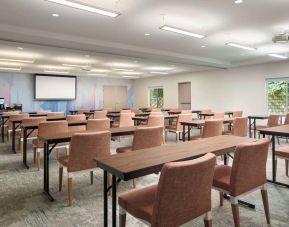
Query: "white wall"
133 60 289 115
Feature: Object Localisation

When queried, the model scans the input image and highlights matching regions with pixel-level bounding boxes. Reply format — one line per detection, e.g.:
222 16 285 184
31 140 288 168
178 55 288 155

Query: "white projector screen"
34 75 76 100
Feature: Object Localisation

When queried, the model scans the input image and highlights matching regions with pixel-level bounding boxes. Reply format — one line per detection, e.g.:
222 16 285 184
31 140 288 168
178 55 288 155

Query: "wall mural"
0 73 133 113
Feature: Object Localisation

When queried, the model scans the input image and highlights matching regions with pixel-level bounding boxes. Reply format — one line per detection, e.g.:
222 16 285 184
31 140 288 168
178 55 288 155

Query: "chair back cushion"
22 117 46 137
151 153 216 227
176 114 192 131
94 110 108 119
233 111 243 118
86 118 110 130
147 115 164 127
214 112 225 119
38 121 68 137
119 113 135 127
230 138 270 196
267 114 280 127
77 109 90 114
46 112 65 117
8 114 29 130
68 131 111 172
284 113 289 125
232 117 248 137
202 120 223 138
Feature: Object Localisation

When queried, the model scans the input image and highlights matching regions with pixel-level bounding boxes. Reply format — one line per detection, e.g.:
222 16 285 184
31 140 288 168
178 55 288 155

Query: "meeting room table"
198 113 214 119
38 126 137 202
96 135 255 227
248 115 269 138
259 124 289 189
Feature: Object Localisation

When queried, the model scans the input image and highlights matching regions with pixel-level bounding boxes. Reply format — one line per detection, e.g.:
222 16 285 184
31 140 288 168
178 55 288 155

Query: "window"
149 87 164 108
266 79 289 114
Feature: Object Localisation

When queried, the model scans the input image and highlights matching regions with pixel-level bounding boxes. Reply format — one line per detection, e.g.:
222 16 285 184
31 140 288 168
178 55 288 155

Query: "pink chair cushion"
116 146 132 153
276 146 289 158
213 165 232 192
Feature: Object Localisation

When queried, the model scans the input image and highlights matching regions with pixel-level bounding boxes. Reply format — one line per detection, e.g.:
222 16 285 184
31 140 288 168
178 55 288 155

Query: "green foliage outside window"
267 81 287 114
150 87 164 108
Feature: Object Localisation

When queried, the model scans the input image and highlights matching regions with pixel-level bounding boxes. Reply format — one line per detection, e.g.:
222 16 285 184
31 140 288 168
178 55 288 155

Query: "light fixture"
144 33 150 36
112 68 134 72
0 58 34 63
150 72 169 75
90 69 110 73
145 66 174 71
44 70 69 74
52 13 59 17
225 42 257 51
268 54 288 59
108 62 138 68
118 71 142 75
122 75 139 79
160 25 206 39
46 0 120 18
17 47 23 50
201 45 206 48
62 63 86 67
234 0 243 4
0 67 21 71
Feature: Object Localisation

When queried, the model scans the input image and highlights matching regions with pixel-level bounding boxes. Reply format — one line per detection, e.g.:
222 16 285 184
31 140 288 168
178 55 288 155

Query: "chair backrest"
66 114 86 132
22 117 46 137
151 153 216 227
232 117 248 137
267 114 280 127
214 112 225 119
37 111 51 115
86 118 110 130
147 115 164 127
121 109 131 113
119 113 135 127
77 109 90 114
150 112 163 115
103 108 112 112
170 108 179 112
233 111 243 118
130 107 140 114
230 138 270 197
38 121 68 137
132 126 164 151
181 110 191 114
94 110 108 119
2 111 20 116
47 112 65 118
8 114 30 130
176 114 192 131
201 109 212 114
151 108 161 112
284 113 289 125
202 120 223 138
67 131 111 172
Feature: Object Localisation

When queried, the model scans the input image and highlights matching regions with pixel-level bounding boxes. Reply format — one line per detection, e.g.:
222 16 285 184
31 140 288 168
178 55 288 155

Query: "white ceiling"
0 0 289 78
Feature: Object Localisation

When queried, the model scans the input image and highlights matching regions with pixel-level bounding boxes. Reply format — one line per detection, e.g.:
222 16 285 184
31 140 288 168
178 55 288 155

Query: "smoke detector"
272 33 289 43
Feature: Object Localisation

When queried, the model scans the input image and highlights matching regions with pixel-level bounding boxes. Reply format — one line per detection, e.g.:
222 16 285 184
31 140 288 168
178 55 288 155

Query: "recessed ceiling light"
201 45 206 48
52 13 59 17
0 67 21 71
145 66 174 71
0 58 34 63
160 25 206 39
17 47 23 50
150 72 169 75
108 62 138 68
145 33 150 36
90 69 110 73
118 71 142 75
268 54 288 59
234 0 243 4
113 68 134 72
122 75 139 79
226 42 257 51
44 70 69 74
62 63 86 67
46 0 120 18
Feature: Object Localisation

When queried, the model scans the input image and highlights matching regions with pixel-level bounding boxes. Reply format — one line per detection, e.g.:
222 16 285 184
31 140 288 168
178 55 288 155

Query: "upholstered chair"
274 147 289 177
86 118 110 130
130 107 141 114
147 115 164 127
150 112 163 115
232 111 243 118
118 153 216 227
223 117 248 137
7 113 29 142
66 114 86 132
118 113 135 128
46 112 65 118
256 114 280 138
165 114 192 142
77 109 90 114
151 108 161 112
121 110 131 113
94 110 108 119
1 111 20 138
213 138 270 227
214 112 225 119
58 131 111 206
33 121 69 170
190 119 223 140
181 110 192 114
116 126 164 188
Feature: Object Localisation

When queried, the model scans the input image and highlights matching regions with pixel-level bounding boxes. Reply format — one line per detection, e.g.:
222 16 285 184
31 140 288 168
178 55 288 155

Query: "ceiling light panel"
226 42 257 51
160 25 206 39
0 67 21 71
44 70 69 74
0 58 34 63
268 54 288 59
46 0 120 18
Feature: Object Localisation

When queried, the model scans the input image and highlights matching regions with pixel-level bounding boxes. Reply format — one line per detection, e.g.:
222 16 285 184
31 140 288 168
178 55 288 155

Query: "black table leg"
249 118 252 138
103 171 108 227
12 121 16 153
23 128 29 169
43 141 54 201
1 117 4 142
253 118 256 138
272 135 276 182
112 175 117 227
188 125 191 141
182 125 186 142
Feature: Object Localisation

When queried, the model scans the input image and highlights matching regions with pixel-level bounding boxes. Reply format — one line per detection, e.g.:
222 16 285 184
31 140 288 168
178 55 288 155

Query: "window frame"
148 86 164 108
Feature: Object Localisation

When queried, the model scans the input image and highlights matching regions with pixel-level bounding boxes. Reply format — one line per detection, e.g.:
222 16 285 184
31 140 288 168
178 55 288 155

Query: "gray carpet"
0 133 289 227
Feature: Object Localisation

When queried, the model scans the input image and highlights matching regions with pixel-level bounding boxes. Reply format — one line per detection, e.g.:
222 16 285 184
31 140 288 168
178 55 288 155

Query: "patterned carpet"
0 133 289 227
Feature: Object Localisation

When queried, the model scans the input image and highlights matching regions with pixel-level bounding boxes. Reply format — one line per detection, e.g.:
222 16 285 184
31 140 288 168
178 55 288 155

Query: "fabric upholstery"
147 115 164 127
233 111 243 118
66 114 86 132
63 131 111 172
213 165 232 191
121 110 131 113
119 113 135 127
21 117 47 138
150 112 163 115
276 146 289 158
202 120 223 138
94 110 108 119
130 107 141 114
8 114 30 130
86 118 110 130
214 112 225 119
46 112 65 117
77 109 90 114
118 153 216 227
166 114 192 132
284 113 289 125
231 117 248 137
181 110 191 114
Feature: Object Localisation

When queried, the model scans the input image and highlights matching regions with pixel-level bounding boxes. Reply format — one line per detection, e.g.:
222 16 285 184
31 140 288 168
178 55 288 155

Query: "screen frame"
34 74 77 101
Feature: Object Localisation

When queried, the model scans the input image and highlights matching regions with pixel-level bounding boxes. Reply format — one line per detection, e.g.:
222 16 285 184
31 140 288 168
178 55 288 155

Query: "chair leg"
59 166 63 192
119 207 126 227
67 174 73 206
36 149 41 170
108 173 112 196
204 211 212 227
165 131 168 142
90 171 93 184
274 158 277 180
285 160 288 177
33 147 36 164
219 192 224 206
132 179 136 188
261 188 270 224
231 197 240 227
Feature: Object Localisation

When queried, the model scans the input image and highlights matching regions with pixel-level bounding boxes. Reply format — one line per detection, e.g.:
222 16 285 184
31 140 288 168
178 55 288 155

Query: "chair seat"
222 130 232 135
255 125 267 130
213 165 232 192
58 155 69 166
118 184 157 223
276 146 289 158
116 146 132 153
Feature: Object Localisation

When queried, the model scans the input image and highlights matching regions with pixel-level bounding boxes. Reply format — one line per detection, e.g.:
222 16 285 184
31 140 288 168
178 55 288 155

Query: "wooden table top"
248 115 269 119
96 135 255 180
258 124 289 136
38 126 137 143
180 118 234 127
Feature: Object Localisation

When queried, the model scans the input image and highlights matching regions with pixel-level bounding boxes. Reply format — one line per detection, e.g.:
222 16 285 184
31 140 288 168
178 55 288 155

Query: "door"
103 85 128 111
178 82 191 110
